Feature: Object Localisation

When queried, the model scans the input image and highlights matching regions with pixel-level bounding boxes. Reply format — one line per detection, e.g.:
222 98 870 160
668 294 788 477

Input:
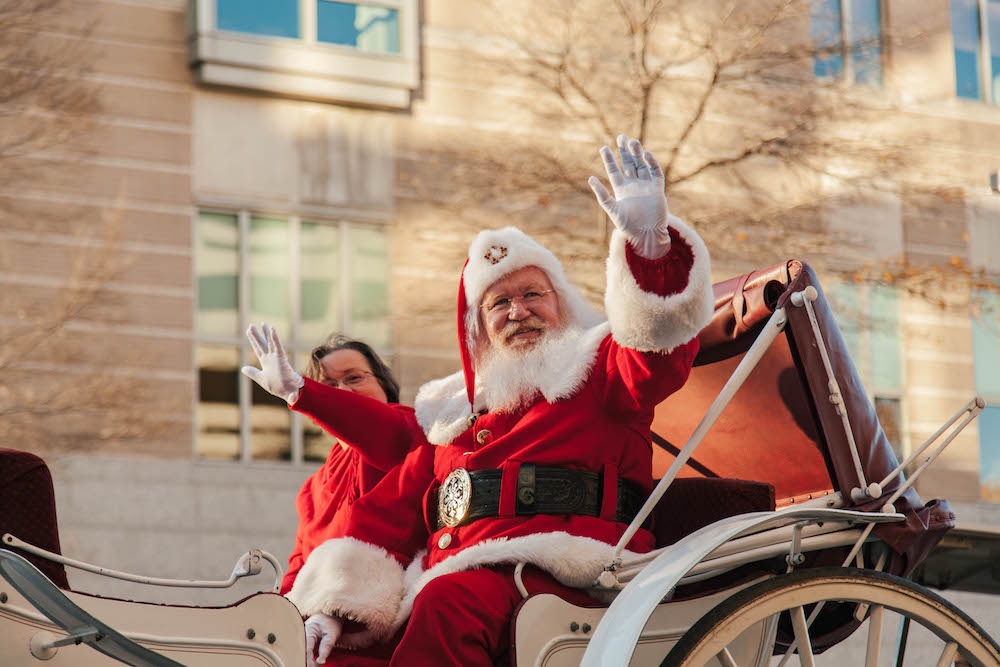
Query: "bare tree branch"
441 0 999 313
0 0 186 452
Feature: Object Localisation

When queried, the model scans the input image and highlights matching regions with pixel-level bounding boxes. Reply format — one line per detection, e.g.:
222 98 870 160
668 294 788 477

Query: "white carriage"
2 260 997 666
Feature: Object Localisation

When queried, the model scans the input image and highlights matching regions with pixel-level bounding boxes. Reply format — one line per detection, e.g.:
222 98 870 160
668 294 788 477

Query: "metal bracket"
785 523 806 571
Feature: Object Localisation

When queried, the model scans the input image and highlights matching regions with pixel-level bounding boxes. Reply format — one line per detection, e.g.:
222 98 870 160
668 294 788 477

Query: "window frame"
972 289 1000 498
187 0 420 109
968 194 1000 496
193 208 391 465
949 0 1000 104
811 0 887 86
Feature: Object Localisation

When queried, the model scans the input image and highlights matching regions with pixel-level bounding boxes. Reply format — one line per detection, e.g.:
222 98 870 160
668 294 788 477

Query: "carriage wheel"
661 567 1000 667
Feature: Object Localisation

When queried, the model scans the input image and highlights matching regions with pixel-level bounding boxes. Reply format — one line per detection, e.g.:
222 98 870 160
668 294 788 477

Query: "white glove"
588 134 672 259
304 613 343 666
241 322 304 404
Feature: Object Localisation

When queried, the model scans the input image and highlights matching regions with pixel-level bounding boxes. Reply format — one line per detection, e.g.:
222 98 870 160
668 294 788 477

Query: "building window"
317 1 399 53
951 0 1000 102
217 0 300 38
810 0 884 86
972 290 1000 499
188 0 418 108
828 282 905 458
195 210 390 464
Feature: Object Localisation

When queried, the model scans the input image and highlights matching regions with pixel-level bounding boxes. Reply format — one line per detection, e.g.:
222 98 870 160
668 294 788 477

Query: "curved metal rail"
581 507 904 667
3 533 283 593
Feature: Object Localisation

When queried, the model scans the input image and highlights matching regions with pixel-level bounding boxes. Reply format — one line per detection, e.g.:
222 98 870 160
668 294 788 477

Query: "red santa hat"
456 227 604 406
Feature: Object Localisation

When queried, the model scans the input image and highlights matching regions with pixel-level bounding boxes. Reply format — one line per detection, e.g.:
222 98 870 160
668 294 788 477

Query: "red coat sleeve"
290 378 421 472
599 230 703 417
281 549 304 594
625 227 693 296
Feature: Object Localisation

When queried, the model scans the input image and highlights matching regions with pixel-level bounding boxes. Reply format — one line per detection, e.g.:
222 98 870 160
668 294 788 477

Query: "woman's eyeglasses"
327 370 374 389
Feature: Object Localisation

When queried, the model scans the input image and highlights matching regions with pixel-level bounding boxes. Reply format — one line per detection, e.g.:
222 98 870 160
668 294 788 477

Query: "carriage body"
1 261 997 666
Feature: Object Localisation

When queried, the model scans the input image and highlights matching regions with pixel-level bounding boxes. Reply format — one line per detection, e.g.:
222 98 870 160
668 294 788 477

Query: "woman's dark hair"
306 334 401 404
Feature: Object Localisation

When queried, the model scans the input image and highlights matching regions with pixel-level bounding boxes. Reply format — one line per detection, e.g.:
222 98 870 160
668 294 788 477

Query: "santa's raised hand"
588 134 672 260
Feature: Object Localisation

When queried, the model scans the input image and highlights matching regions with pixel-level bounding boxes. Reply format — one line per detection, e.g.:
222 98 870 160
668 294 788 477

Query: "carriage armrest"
652 477 776 548
0 549 183 666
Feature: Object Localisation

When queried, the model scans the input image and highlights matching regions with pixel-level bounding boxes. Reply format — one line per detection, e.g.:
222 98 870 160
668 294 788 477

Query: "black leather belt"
436 464 647 529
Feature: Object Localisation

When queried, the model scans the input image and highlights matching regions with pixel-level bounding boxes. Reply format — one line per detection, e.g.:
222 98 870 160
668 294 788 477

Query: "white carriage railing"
605 395 985 592
0 549 293 666
580 508 907 667
2 533 283 592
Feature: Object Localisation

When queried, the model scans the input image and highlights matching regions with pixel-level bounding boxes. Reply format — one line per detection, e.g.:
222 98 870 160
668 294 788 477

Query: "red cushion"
652 477 775 548
0 449 70 589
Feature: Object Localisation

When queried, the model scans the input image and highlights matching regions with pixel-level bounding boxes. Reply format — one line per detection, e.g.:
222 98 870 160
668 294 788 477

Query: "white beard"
475 325 584 413
414 321 610 445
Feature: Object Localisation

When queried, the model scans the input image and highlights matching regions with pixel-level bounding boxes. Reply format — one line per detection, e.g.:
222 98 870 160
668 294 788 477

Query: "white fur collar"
414 323 611 445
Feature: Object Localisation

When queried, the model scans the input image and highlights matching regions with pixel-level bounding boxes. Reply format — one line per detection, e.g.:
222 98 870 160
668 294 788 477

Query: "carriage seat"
651 477 775 548
0 448 70 589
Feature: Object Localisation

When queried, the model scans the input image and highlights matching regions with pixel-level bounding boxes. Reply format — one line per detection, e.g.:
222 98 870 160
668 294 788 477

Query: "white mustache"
500 317 547 341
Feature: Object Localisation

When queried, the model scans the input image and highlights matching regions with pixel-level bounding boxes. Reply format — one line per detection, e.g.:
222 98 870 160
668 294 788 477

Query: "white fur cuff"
285 537 406 643
604 217 714 352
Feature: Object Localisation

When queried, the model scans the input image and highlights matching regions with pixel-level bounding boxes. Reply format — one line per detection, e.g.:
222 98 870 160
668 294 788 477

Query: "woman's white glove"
241 322 305 404
304 613 343 666
588 134 672 259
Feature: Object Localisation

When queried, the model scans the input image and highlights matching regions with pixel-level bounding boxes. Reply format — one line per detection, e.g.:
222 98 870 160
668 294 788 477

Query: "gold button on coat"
437 533 453 549
476 429 492 444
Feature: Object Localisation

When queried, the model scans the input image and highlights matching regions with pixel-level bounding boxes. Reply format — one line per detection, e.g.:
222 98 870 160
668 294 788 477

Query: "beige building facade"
1 0 998 632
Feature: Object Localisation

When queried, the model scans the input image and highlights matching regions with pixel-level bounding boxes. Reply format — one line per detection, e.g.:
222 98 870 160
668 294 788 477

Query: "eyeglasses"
327 370 375 390
481 289 555 316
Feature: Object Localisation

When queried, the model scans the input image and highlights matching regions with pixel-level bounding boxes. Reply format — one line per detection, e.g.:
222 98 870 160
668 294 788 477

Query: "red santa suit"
286 222 714 664
280 379 425 594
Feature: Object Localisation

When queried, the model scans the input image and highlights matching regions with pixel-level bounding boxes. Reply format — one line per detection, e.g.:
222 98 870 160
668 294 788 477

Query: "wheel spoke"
777 599 830 666
661 568 1000 667
715 647 739 667
894 615 911 667
865 604 884 667
753 615 779 667
934 641 958 667
790 606 816 667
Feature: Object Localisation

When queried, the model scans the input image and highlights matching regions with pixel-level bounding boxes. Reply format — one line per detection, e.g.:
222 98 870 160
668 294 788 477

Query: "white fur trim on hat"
463 227 604 331
388 532 641 634
605 216 714 352
284 537 405 644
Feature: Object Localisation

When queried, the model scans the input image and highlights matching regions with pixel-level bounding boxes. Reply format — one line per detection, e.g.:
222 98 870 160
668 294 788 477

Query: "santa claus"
264 134 714 666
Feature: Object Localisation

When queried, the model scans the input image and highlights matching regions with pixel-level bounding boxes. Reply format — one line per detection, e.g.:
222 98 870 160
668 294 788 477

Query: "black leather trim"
438 465 647 529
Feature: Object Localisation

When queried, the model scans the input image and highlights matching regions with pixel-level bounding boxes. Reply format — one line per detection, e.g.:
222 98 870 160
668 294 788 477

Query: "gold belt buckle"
438 468 472 528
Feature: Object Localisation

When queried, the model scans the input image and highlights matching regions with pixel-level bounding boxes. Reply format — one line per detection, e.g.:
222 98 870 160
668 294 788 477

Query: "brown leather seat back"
652 260 836 502
650 260 953 577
